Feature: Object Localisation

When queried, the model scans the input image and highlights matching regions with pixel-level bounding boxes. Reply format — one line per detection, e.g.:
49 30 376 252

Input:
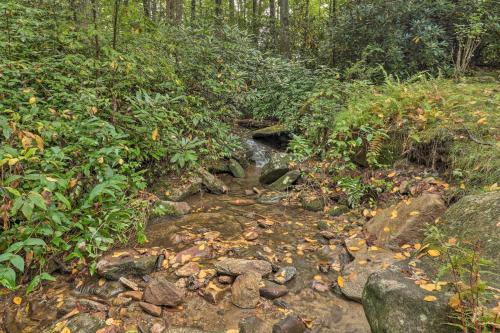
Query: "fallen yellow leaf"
337 276 344 288
409 211 420 216
29 96 37 104
12 296 22 305
390 210 398 219
448 294 461 309
427 249 441 257
387 171 396 178
423 295 437 302
61 327 71 333
383 226 391 233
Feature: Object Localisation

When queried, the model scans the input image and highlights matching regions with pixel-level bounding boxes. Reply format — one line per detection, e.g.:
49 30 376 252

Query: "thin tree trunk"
269 0 276 47
279 0 290 57
91 0 100 58
215 0 223 24
143 0 151 18
303 0 309 50
252 0 257 42
191 0 196 22
175 0 183 22
112 0 120 49
329 0 336 65
228 0 235 23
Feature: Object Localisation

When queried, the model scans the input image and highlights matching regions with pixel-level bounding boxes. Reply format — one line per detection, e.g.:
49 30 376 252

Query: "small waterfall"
244 138 274 168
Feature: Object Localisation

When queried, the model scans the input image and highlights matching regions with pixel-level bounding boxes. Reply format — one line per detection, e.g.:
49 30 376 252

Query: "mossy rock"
229 159 246 178
268 170 300 191
300 193 325 212
259 153 290 184
251 124 288 138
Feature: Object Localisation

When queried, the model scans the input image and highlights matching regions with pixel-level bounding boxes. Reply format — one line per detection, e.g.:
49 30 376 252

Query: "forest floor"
0 127 463 333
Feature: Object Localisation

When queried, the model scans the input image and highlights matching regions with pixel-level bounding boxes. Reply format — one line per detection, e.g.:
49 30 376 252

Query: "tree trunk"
279 0 290 57
190 0 196 22
175 0 183 22
329 0 336 65
228 0 235 23
166 0 174 21
143 0 151 18
112 0 120 49
269 0 276 47
252 0 257 42
215 0 223 24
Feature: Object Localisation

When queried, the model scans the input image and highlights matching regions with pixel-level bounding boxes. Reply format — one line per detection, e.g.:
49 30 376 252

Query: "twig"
463 125 493 146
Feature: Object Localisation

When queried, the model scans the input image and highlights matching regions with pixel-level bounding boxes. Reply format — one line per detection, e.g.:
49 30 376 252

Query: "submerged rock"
157 200 191 215
239 316 268 333
259 152 290 184
229 158 246 178
45 313 104 333
143 277 185 307
256 192 289 205
272 266 297 285
268 170 301 191
252 124 289 139
272 315 306 333
231 271 261 308
259 280 288 299
96 251 157 280
215 258 272 276
365 193 445 248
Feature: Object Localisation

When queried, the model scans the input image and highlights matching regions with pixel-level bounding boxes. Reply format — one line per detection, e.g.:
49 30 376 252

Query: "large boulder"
439 191 499 277
259 153 290 184
268 170 301 191
362 260 455 333
365 193 445 248
362 191 500 333
96 251 157 280
156 200 191 215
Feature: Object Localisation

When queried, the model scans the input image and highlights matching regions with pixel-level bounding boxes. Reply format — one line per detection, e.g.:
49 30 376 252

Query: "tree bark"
215 0 223 24
143 0 151 18
269 0 276 46
228 0 235 22
279 0 290 57
112 0 120 49
191 0 196 22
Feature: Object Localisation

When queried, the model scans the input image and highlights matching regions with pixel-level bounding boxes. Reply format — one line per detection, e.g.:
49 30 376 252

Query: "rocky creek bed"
0 132 498 333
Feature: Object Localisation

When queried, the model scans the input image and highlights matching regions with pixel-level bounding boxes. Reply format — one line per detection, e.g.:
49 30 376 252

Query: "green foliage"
426 226 498 332
0 0 257 291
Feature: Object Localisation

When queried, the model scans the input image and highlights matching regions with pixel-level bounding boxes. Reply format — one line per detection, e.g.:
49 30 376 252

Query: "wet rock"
259 152 290 184
202 230 221 240
96 251 157 280
257 219 274 228
231 271 261 309
239 316 267 333
175 262 200 277
365 193 445 248
215 258 272 277
268 170 301 191
272 266 297 284
172 244 211 265
300 193 325 212
166 177 202 201
199 168 228 194
76 298 109 312
229 159 246 178
256 192 288 204
139 302 162 317
245 189 255 196
229 199 256 206
119 276 139 290
243 229 259 241
259 280 288 299
362 260 455 333
272 315 306 333
157 200 191 215
113 296 132 306
46 313 104 333
120 290 143 301
311 280 329 292
202 282 228 304
143 277 185 307
218 275 234 284
94 280 126 298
